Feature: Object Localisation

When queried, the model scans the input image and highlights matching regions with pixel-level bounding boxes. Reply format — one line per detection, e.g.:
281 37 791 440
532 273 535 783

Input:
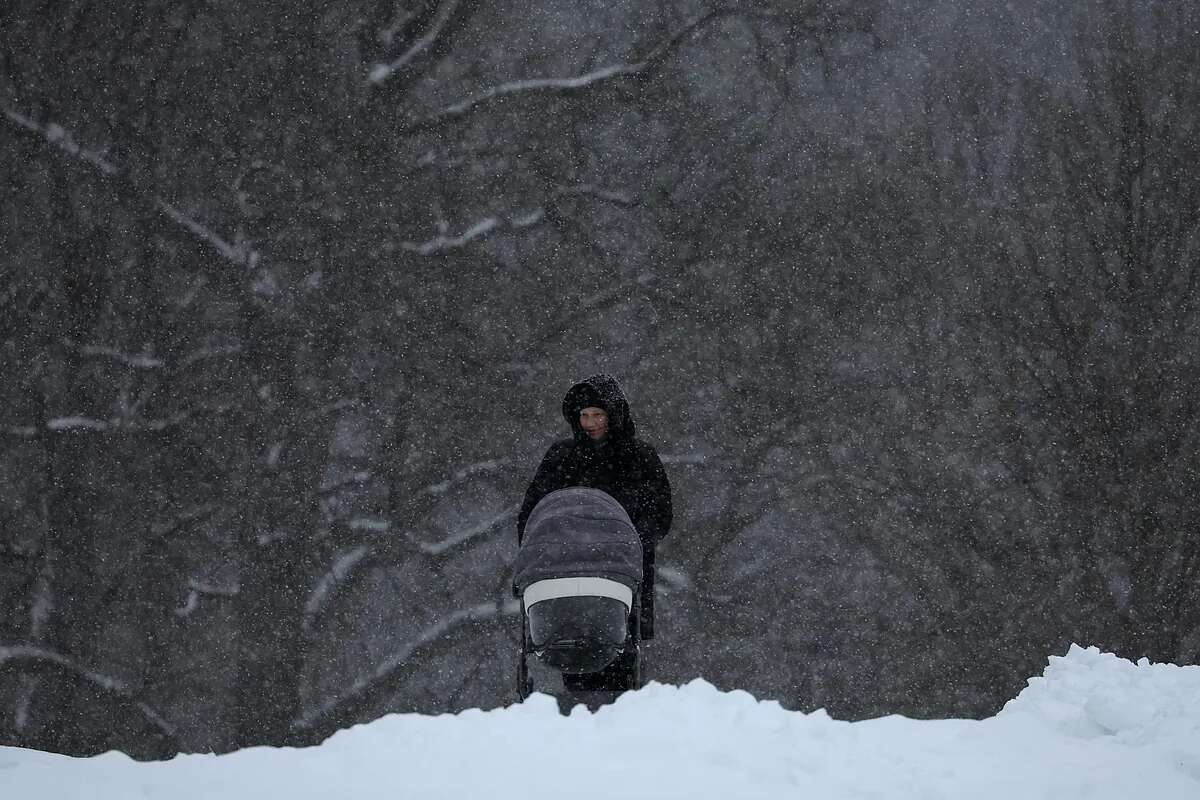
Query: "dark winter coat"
517 374 673 637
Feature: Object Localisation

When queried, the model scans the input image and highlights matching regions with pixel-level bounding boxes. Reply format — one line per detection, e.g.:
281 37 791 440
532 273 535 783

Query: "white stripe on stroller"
522 577 634 611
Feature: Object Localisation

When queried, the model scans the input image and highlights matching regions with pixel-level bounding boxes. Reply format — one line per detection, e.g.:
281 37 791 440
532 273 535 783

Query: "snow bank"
998 644 1200 781
2 645 1197 799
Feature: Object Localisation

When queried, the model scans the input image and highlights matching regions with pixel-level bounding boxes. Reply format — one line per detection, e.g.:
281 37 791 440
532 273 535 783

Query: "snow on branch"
400 208 544 255
424 63 641 124
4 106 256 268
346 507 508 556
553 184 638 206
156 200 258 267
3 107 118 174
349 517 390 532
291 599 515 740
411 8 744 129
44 411 194 433
40 405 225 435
405 215 497 253
318 470 374 495
302 545 371 631
180 344 242 368
174 577 241 618
421 504 516 556
377 4 418 46
301 504 511 629
46 416 111 432
655 564 733 604
3 425 38 438
0 644 178 743
64 339 164 369
81 346 163 369
369 0 463 85
417 458 515 497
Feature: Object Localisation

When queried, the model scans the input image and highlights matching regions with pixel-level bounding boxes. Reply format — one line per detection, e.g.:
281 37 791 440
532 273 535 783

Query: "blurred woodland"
1 0 1198 758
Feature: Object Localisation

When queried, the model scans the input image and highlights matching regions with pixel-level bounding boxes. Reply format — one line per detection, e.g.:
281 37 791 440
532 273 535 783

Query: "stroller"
514 487 644 704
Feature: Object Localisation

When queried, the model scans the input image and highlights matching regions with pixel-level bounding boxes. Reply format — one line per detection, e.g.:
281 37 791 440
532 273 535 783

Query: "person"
517 374 673 648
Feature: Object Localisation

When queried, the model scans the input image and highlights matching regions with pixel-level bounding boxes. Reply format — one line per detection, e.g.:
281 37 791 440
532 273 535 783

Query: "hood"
561 374 636 442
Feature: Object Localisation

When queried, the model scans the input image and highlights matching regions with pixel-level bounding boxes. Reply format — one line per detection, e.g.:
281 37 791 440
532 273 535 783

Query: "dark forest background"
2 0 1198 759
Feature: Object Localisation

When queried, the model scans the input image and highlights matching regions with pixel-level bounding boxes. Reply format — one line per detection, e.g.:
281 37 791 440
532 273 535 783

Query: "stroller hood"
514 488 643 592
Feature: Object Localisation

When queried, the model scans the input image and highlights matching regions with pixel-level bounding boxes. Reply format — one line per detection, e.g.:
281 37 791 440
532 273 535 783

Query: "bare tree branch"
156 199 258 266
13 527 55 732
179 344 243 368
552 183 638 206
173 578 241 618
348 517 390 532
41 405 234 435
408 8 750 130
344 502 513 557
417 458 515 497
377 3 419 46
62 338 164 369
656 563 734 605
303 545 371 631
400 208 544 255
370 0 463 85
46 416 111 432
4 106 257 267
303 497 514 633
0 644 178 744
422 504 516 556
3 425 38 438
318 470 374 495
3 107 117 174
428 63 642 123
291 599 516 742
44 412 187 433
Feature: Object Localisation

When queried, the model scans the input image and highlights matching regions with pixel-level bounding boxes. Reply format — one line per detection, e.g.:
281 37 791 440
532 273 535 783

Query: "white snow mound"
2 644 1198 799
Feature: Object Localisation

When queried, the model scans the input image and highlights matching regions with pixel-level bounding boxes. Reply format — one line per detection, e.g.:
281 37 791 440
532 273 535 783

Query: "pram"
514 487 644 703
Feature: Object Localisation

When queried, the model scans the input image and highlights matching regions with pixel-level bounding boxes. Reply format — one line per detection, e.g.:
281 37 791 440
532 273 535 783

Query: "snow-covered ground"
3 645 1198 799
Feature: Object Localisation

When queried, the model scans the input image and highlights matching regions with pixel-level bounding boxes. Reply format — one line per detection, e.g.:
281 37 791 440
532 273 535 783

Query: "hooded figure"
517 374 672 639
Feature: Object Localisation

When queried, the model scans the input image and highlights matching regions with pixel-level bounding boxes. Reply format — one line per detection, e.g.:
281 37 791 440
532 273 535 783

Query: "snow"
3 645 1197 799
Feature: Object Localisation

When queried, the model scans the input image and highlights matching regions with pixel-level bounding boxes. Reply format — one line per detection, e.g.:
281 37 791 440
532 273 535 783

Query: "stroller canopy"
514 487 643 595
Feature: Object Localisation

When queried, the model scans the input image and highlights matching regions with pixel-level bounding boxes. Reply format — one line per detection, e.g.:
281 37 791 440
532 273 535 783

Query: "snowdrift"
2 645 1197 799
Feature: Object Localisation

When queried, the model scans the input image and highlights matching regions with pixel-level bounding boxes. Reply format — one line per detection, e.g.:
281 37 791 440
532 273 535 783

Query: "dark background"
2 0 1197 759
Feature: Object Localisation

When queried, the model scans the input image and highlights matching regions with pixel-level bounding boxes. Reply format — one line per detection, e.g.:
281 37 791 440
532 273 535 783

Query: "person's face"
579 406 609 440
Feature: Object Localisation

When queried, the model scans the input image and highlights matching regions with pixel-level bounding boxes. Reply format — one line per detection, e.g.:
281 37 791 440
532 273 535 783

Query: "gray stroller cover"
514 488 643 592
